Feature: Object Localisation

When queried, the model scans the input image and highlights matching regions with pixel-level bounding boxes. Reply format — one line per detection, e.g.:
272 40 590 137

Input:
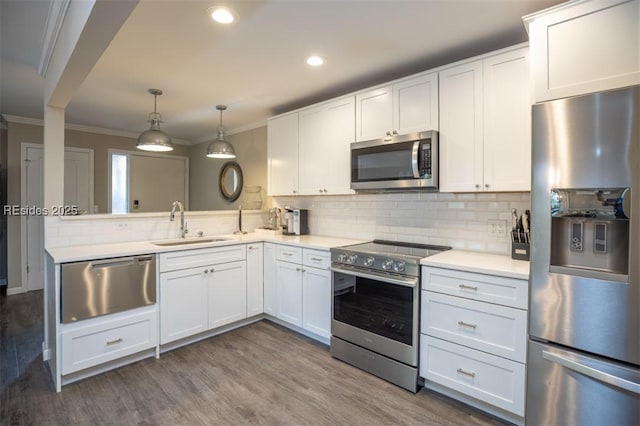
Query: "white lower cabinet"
420 265 528 421
276 259 303 326
61 307 157 375
159 245 247 345
246 243 264 317
420 336 525 416
271 244 331 340
160 266 209 344
421 292 527 362
302 253 331 339
208 260 247 329
263 243 277 315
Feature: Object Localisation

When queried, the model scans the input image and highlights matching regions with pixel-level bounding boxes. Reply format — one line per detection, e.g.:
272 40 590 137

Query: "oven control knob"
348 254 358 264
382 259 393 270
394 261 406 273
363 256 375 267
337 253 347 263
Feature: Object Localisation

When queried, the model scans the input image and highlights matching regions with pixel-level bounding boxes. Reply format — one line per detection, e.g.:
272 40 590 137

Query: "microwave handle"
411 141 420 178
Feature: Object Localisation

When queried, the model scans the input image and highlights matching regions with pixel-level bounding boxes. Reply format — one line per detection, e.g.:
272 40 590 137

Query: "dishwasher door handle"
91 258 136 269
90 255 154 269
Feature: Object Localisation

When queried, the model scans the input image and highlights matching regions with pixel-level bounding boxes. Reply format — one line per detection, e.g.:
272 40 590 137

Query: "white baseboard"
7 286 26 296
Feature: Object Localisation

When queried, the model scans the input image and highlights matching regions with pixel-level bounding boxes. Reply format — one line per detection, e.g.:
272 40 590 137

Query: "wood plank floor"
1 291 505 425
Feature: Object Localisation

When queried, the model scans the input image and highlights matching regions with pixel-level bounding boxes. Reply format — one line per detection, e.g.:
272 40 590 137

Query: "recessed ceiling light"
306 55 325 66
208 6 236 24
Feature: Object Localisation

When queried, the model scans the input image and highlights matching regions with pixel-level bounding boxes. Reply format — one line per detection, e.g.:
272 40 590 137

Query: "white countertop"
420 250 530 280
46 233 366 263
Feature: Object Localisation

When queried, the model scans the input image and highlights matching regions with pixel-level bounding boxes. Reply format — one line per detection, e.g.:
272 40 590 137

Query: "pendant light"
136 88 174 152
206 105 236 159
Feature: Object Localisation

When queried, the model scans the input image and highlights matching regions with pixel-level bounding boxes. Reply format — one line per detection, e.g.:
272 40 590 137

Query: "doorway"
21 144 93 292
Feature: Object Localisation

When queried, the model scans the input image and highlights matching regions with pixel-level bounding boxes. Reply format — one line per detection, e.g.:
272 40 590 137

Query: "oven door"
331 264 419 366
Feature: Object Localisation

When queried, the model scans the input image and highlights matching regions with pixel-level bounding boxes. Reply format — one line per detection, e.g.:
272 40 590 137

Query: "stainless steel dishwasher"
61 254 156 323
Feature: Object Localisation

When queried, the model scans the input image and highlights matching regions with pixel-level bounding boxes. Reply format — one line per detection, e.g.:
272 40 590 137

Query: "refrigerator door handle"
542 350 640 394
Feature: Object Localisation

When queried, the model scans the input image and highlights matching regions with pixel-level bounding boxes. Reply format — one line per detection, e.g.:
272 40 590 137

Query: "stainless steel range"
330 240 451 392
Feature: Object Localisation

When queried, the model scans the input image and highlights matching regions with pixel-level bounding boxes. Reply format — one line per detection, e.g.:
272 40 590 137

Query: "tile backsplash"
44 211 267 248
45 192 530 256
273 192 530 255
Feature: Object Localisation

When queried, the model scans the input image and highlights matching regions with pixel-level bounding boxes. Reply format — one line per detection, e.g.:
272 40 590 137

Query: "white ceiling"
1 0 564 143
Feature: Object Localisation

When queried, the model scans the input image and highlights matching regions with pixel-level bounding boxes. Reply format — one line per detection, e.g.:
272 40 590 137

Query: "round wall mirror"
219 161 243 202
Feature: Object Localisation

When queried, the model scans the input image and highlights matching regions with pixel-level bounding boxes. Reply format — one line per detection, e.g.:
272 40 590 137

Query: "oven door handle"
331 266 418 288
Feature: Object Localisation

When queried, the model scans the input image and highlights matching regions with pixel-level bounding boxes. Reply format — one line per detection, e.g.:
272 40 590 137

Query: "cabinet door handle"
457 321 477 329
210 268 214 273
475 184 480 189
204 269 208 274
282 252 293 256
106 338 123 346
485 184 490 189
296 267 302 272
310 257 323 262
456 368 476 378
292 190 297 194
459 284 478 291
319 189 323 193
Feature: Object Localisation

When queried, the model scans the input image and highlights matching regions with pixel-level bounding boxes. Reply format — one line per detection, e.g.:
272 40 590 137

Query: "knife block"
511 241 530 261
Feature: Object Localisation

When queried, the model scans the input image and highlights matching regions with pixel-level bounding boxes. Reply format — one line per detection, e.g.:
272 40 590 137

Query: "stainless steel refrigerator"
528 85 639 425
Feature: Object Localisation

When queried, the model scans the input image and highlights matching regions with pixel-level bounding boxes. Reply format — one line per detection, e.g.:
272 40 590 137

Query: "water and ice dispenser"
549 188 631 282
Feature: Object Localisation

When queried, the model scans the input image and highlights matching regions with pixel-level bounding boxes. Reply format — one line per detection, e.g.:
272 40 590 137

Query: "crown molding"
193 119 267 144
1 115 192 145
38 0 71 77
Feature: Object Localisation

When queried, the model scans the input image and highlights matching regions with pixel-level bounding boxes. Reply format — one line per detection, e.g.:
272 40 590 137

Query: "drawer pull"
310 257 323 262
456 368 476 378
282 252 293 256
459 284 478 291
457 321 477 329
106 338 123 346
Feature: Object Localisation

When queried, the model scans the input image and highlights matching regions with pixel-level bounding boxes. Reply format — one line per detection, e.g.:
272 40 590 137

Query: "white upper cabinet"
439 61 484 192
299 96 355 195
355 86 393 141
482 48 531 192
268 112 299 196
524 0 640 102
355 73 439 142
393 74 439 135
439 46 531 192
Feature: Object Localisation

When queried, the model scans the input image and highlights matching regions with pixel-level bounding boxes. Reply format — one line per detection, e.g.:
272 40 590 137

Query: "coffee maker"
283 208 308 235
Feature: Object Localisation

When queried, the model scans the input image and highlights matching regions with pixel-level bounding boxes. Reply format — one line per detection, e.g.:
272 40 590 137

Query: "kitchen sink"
151 237 230 246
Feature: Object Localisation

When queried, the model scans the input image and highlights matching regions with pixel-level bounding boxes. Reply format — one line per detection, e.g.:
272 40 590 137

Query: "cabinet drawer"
276 245 302 263
422 266 528 309
420 336 525 416
61 308 157 375
159 245 246 272
421 291 526 362
303 248 330 270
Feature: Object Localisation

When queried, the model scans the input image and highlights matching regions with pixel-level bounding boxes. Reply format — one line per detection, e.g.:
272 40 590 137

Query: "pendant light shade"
206 105 236 159
137 88 174 152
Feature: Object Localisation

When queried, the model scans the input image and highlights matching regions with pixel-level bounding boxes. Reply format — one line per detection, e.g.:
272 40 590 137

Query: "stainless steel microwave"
350 131 438 191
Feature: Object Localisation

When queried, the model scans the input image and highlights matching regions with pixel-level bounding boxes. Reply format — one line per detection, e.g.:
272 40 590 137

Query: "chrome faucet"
170 201 188 238
234 204 247 235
